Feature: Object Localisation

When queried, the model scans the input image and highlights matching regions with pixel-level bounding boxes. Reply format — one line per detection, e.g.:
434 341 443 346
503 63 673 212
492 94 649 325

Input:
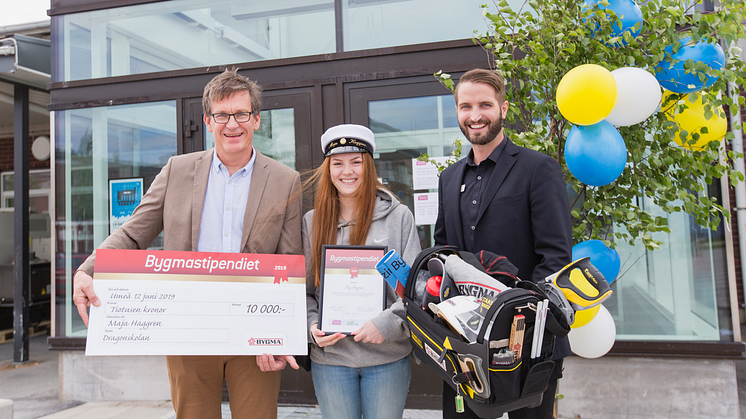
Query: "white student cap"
320 124 376 157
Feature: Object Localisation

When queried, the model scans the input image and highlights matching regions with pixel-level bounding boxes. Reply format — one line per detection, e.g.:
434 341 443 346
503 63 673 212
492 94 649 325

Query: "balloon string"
570 185 586 212
611 251 647 287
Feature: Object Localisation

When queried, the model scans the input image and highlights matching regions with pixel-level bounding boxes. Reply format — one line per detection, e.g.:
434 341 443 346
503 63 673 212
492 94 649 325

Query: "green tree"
429 0 746 250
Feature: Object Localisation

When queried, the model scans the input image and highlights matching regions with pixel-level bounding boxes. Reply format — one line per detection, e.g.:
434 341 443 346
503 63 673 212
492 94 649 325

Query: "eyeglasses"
211 112 254 124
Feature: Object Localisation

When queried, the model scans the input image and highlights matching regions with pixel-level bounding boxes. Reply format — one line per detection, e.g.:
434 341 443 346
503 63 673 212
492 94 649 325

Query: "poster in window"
109 178 143 234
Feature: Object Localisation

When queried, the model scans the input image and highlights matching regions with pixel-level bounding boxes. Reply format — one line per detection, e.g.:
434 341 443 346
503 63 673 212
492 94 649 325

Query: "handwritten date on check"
85 249 307 356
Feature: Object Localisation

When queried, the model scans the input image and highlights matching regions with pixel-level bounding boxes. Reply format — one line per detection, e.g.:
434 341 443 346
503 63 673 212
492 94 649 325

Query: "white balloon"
568 304 616 359
605 67 662 127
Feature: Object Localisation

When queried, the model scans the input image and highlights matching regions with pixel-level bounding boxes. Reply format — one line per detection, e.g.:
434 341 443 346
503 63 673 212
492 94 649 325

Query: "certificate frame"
318 245 387 335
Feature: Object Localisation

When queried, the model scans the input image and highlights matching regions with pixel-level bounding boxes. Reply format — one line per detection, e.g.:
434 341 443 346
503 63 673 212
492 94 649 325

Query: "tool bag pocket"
407 306 462 379
480 288 553 405
486 358 523 403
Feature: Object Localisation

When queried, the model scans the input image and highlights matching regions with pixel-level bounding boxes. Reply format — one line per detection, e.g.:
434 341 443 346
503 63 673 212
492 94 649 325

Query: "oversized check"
86 249 307 356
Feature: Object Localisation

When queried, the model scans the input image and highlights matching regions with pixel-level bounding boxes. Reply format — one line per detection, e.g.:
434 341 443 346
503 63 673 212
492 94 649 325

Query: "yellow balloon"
572 305 600 329
557 64 618 126
663 91 727 151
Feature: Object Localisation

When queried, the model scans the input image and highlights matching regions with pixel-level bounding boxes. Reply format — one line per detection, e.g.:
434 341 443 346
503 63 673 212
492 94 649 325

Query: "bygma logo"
247 337 284 346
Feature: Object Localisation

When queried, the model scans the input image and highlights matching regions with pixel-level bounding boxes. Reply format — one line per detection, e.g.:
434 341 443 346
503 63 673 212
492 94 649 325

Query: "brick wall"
0 135 52 173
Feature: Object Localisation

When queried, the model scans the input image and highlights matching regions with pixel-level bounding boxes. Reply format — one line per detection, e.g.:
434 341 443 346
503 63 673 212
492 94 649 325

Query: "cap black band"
323 137 374 156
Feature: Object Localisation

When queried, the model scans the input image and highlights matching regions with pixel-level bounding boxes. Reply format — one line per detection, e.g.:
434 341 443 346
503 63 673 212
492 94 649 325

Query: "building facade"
45 0 745 415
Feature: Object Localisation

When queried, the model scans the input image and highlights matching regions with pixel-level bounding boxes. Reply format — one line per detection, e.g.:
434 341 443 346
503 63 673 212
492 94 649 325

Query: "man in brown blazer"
72 68 302 419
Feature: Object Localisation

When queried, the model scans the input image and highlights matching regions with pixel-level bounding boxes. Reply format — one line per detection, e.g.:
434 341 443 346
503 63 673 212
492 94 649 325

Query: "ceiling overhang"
0 34 51 90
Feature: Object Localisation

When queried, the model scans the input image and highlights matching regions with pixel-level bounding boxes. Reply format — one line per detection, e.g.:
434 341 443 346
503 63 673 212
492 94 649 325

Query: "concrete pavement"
0 334 82 418
0 334 441 419
3 333 746 418
32 402 440 419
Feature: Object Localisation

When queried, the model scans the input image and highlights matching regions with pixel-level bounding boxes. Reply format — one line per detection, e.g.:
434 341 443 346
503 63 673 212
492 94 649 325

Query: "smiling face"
456 81 510 147
204 91 260 166
329 152 365 199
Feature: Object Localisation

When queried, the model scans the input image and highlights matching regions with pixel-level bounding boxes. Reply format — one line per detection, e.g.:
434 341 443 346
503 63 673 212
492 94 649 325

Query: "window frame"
1 169 51 212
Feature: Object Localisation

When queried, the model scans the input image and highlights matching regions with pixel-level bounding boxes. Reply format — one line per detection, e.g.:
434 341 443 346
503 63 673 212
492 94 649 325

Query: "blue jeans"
311 357 411 419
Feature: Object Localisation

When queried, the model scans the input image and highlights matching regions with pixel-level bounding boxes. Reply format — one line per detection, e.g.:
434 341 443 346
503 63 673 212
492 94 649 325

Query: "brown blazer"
79 149 302 275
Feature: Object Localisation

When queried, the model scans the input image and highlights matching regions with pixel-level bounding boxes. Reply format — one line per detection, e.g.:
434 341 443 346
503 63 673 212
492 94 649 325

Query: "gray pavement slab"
738 357 746 419
6 332 744 419
1 334 441 419
36 402 174 419
32 402 440 419
0 334 83 419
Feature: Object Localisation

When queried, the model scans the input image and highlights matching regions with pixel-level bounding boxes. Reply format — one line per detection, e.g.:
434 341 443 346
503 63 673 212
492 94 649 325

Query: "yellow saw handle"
547 257 612 310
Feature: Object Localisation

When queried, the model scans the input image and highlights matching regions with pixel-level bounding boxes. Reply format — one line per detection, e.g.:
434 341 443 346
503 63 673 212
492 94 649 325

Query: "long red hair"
305 153 381 286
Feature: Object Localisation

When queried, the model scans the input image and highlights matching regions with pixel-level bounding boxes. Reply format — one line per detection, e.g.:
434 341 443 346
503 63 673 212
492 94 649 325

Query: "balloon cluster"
568 240 621 358
582 0 643 47
656 37 727 151
553 1 728 357
662 91 727 151
655 36 725 94
559 1 728 186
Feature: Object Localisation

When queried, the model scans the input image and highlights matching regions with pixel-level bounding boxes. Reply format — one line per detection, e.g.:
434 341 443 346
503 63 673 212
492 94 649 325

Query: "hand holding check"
73 270 100 327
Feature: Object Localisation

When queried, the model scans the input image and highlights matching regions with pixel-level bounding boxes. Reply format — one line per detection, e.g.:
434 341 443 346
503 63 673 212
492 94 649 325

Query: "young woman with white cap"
303 124 421 419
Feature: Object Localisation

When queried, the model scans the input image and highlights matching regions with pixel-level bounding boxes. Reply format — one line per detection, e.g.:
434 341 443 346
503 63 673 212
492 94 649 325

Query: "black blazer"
434 137 572 284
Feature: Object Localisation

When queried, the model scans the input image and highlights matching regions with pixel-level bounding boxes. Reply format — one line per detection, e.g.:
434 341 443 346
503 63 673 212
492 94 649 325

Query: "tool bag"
403 245 571 418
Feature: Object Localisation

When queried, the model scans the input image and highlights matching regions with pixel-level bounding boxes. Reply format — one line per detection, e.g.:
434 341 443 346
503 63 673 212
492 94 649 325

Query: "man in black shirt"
434 68 572 419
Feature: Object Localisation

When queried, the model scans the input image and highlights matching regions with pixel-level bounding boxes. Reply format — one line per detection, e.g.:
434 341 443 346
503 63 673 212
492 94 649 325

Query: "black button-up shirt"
459 139 507 250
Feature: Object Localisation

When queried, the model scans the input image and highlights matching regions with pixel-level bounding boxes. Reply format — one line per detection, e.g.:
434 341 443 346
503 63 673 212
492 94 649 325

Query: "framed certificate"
318 245 387 334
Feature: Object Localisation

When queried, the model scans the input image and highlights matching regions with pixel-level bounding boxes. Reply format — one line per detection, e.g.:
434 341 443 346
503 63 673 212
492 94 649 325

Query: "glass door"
348 79 464 248
347 78 464 408
55 101 179 337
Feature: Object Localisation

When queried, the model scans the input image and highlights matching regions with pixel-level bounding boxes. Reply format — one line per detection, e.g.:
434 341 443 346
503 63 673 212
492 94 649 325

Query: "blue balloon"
655 36 725 93
573 240 621 282
565 121 627 187
583 0 643 47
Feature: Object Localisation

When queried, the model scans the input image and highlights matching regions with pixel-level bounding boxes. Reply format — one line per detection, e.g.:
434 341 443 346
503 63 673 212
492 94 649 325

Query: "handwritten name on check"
85 249 307 356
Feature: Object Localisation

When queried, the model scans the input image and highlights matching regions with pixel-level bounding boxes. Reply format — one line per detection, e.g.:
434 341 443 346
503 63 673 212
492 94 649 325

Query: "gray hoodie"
303 188 421 368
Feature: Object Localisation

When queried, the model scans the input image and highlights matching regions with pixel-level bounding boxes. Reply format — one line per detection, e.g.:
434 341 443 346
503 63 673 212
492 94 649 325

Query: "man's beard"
459 113 503 146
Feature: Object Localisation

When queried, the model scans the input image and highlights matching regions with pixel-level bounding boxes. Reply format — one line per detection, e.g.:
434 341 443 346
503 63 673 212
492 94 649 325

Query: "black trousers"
442 359 563 419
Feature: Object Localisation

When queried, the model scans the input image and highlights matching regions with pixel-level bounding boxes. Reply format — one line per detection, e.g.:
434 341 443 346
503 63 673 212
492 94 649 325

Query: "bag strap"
544 305 570 338
453 370 478 384
515 280 571 339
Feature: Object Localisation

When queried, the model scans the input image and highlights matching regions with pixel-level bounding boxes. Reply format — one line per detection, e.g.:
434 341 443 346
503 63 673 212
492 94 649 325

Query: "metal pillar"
13 83 30 364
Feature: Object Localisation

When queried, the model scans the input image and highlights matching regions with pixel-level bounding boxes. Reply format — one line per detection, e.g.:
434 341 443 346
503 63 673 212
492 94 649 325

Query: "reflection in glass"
368 94 464 248
2 171 51 191
3 197 50 215
606 183 730 341
56 0 517 82
342 0 499 51
58 0 336 82
205 108 296 170
55 101 178 337
1 170 51 214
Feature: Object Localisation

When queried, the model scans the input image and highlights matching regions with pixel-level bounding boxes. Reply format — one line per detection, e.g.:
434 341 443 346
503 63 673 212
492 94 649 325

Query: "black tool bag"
403 246 571 418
